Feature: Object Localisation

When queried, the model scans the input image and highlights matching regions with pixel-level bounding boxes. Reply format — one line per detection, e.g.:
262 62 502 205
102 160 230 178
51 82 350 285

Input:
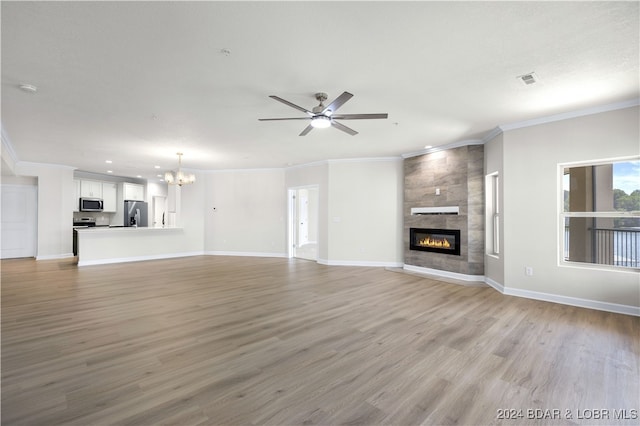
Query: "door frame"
287 185 319 260
152 195 167 228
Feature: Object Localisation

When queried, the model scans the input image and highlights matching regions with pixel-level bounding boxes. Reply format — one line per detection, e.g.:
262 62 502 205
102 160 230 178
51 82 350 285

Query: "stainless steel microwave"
79 197 103 212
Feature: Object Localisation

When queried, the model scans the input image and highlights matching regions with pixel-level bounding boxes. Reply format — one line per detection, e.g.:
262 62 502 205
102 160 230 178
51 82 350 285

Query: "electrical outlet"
525 266 534 276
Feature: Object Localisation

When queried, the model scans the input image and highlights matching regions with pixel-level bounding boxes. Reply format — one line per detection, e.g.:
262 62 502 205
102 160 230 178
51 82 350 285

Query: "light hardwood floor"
2 256 638 425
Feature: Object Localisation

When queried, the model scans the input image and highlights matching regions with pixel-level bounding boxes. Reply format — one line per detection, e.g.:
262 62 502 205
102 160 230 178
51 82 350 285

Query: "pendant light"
164 152 195 186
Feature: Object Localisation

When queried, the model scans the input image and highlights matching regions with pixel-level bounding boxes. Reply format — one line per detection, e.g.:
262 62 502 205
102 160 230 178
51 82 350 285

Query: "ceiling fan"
259 91 388 136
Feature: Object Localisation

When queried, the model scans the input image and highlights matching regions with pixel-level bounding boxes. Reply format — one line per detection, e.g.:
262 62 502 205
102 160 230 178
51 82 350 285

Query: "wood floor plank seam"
2 256 638 425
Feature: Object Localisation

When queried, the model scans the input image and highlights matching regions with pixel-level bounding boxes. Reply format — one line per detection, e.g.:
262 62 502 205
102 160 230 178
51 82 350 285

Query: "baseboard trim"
36 253 75 261
505 287 640 317
205 251 287 258
78 251 205 267
319 258 404 268
403 264 486 282
484 277 639 317
484 277 505 293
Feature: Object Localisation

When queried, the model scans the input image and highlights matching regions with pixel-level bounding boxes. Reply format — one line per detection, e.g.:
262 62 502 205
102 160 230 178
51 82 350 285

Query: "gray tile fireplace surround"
404 145 484 277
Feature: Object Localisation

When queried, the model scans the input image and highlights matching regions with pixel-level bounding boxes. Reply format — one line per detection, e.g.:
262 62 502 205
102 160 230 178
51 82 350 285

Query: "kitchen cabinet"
102 182 117 212
123 183 144 201
80 180 103 198
73 179 80 212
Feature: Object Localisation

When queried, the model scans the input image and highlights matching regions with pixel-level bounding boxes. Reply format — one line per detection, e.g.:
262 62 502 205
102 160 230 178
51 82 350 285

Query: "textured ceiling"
2 1 638 180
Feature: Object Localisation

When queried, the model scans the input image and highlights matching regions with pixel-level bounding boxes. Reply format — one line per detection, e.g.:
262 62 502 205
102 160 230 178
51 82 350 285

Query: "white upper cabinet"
80 180 103 198
123 183 144 201
102 182 117 212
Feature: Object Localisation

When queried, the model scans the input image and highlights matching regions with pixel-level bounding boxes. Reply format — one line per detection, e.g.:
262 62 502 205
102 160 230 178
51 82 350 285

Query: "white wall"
283 159 404 266
15 162 75 259
500 106 639 310
326 159 403 266
177 171 206 253
205 169 287 256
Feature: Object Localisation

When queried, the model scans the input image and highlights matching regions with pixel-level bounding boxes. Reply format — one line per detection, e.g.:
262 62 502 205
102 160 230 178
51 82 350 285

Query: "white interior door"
1 184 37 259
289 186 318 261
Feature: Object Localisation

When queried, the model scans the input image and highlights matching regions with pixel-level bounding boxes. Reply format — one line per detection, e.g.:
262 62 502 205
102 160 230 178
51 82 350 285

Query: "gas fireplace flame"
418 236 452 249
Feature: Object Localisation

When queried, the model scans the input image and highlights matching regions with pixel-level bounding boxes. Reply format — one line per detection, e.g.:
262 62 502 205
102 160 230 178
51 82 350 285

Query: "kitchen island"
75 226 200 266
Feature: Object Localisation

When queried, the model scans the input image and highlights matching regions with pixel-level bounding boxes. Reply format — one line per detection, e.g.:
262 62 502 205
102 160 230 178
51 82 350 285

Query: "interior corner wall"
484 132 505 286
15 162 75 258
205 169 287 256
1 141 17 175
501 106 639 308
327 159 403 266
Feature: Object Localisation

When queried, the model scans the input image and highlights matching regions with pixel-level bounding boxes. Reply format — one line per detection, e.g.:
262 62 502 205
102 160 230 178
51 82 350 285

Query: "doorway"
289 186 318 261
152 195 167 228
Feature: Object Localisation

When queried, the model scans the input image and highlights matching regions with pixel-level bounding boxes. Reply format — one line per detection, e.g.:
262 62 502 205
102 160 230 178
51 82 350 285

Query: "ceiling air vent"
518 72 538 85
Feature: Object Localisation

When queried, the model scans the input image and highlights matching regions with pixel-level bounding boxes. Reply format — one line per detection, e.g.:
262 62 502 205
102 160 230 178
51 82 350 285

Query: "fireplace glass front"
410 228 461 256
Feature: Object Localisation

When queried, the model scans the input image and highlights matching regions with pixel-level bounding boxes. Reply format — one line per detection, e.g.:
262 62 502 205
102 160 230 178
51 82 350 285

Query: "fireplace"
410 228 461 256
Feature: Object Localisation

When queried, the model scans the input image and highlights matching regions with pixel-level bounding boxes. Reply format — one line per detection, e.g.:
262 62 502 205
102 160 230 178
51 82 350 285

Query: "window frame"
486 172 500 258
558 156 640 272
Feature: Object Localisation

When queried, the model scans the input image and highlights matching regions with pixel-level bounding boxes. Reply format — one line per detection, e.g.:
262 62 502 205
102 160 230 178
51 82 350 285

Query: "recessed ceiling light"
105 160 112 164
18 83 38 93
157 174 162 178
136 175 142 178
424 145 433 149
107 170 113 173
154 165 161 169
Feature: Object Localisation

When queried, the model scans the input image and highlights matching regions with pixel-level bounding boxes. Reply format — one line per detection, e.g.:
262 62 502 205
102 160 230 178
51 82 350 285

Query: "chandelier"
164 152 195 186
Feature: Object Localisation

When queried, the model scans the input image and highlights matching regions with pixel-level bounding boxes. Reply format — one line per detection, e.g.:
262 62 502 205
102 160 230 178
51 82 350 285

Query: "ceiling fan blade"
331 121 358 136
331 113 388 120
322 91 353 115
269 95 312 115
299 124 314 136
258 117 312 121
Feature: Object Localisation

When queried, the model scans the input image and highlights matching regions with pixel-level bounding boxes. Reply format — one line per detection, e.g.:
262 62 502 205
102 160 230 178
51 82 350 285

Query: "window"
486 172 500 256
561 158 639 269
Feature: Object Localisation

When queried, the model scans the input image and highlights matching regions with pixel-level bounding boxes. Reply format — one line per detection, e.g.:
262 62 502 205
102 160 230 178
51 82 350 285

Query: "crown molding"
402 139 484 159
205 167 285 174
327 156 402 164
435 98 640 151
499 98 640 133
285 156 403 171
481 126 503 144
17 161 76 171
1 126 19 165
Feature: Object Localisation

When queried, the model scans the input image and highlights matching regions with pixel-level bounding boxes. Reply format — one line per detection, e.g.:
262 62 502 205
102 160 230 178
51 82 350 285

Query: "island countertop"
75 226 200 266
75 226 183 233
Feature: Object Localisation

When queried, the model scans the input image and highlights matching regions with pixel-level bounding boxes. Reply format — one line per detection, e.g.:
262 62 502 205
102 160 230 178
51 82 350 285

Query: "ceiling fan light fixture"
311 115 331 129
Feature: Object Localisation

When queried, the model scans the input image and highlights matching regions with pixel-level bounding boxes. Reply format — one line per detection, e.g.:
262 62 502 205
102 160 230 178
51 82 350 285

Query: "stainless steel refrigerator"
124 200 148 227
